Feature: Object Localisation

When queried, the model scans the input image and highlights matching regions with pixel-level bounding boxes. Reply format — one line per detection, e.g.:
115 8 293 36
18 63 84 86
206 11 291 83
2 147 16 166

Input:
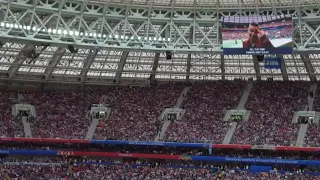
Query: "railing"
0 137 319 152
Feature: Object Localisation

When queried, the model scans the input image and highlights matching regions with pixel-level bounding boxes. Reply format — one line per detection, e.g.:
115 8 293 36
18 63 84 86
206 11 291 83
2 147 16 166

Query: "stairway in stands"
154 87 190 141
18 94 32 138
296 84 317 146
222 81 253 144
85 95 111 139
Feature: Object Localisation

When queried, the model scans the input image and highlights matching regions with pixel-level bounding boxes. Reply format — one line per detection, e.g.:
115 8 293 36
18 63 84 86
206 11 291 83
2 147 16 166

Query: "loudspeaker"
68 45 75 53
166 51 172 60
256 55 264 62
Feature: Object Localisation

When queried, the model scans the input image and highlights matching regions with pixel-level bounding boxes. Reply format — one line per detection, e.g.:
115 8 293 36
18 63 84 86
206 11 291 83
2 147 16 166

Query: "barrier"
1 149 320 165
0 137 320 152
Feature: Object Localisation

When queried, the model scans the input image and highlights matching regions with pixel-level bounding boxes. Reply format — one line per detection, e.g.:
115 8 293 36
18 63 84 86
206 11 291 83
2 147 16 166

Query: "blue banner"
0 150 57 156
264 57 282 69
191 156 320 166
90 140 207 148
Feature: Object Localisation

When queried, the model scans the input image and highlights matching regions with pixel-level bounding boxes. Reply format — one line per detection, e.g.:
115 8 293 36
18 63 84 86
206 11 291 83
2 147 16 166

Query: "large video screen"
222 15 293 55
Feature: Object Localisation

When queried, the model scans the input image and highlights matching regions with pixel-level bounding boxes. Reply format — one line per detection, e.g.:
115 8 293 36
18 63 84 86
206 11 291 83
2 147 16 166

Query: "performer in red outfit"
243 22 274 49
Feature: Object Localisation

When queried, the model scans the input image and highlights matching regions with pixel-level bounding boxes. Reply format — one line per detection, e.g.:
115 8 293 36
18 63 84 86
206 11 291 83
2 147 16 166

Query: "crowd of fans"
21 90 104 139
2 157 320 180
93 84 184 141
1 80 320 148
0 91 24 138
304 85 320 147
232 81 309 146
4 164 68 179
162 81 245 143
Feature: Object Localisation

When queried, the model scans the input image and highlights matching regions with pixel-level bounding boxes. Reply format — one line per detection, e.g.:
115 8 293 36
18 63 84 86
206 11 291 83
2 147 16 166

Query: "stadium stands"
93 84 183 141
22 90 104 139
162 81 245 143
5 164 68 179
0 91 24 138
3 158 320 179
232 81 309 146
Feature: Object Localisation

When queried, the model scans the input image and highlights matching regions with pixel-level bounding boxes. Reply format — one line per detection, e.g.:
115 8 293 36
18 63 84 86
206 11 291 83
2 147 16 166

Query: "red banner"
0 138 90 144
275 146 320 152
59 151 181 160
213 144 252 149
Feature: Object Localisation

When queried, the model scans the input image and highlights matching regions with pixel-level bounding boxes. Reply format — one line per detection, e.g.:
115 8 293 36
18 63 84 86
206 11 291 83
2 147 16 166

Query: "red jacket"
243 37 274 49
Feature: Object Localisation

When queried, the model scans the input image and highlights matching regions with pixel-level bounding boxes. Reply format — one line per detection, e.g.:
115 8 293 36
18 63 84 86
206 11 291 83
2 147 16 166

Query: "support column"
115 51 129 84
278 55 288 81
252 56 261 80
149 53 160 84
80 49 98 83
44 47 66 82
7 45 35 80
301 53 316 82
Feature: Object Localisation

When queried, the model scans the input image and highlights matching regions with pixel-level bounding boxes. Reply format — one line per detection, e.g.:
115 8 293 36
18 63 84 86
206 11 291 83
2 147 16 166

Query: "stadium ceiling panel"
0 0 319 84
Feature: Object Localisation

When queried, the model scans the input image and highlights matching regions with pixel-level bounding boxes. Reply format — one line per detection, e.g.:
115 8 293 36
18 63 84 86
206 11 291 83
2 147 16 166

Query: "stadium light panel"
0 22 4 27
57 29 62 34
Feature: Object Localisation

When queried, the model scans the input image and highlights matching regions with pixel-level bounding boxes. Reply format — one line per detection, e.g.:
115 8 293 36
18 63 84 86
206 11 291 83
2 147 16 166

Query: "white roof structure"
0 0 319 85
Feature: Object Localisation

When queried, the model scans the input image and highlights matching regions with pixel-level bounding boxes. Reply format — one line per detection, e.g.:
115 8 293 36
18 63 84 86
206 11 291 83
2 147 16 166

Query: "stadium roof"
91 0 315 8
0 0 319 86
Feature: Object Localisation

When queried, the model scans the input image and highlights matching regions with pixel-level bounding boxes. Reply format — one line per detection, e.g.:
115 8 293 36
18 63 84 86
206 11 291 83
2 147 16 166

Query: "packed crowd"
162 81 245 143
5 164 68 179
232 81 309 146
0 91 25 138
3 158 320 180
21 90 104 139
94 84 184 141
304 86 320 147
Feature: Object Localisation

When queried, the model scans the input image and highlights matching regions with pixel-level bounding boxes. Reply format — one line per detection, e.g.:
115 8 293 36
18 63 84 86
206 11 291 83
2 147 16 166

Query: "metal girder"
186 54 191 81
115 51 129 84
278 55 288 81
80 49 98 83
0 0 319 52
252 56 261 81
301 53 317 81
44 47 66 82
186 24 193 81
7 45 34 81
149 53 160 83
221 55 225 80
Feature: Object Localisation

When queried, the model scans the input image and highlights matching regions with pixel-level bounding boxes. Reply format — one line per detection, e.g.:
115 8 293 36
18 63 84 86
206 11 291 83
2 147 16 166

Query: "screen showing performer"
222 15 293 55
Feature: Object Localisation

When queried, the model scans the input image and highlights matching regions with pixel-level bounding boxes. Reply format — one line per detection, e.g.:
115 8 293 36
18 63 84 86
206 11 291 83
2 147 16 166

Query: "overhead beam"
186 54 191 81
149 52 160 83
80 49 98 83
278 55 288 81
8 45 35 81
44 47 66 82
115 51 129 84
301 53 317 82
221 55 225 80
252 56 261 80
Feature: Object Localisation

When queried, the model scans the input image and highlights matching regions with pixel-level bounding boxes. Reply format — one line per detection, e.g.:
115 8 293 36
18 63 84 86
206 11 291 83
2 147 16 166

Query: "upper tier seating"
0 91 24 138
93 84 183 141
231 81 309 146
162 81 245 143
